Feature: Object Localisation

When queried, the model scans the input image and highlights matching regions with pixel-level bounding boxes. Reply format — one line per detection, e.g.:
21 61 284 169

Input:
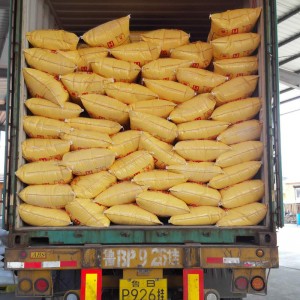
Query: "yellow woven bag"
211 75 259 106
24 48 76 76
210 8 262 38
176 68 227 93
177 120 229 140
26 29 79 50
19 204 71 227
220 179 264 209
139 132 186 168
65 198 110 227
129 111 178 143
60 72 113 102
105 82 158 105
109 150 154 180
22 138 71 162
109 130 141 158
169 206 225 225
141 29 190 57
129 100 176 118
91 57 141 83
143 79 195 104
169 183 221 206
25 98 83 120
64 117 122 135
210 97 261 123
77 47 109 71
217 120 262 145
132 170 187 190
136 191 190 217
94 182 146 206
82 15 130 48
104 204 162 225
19 184 75 208
23 68 69 107
62 148 115 176
213 56 258 79
168 93 216 124
110 41 161 66
174 140 231 162
16 161 73 185
59 129 112 150
216 202 267 226
170 41 213 69
23 116 72 139
208 161 262 189
166 162 223 183
81 94 129 125
71 171 116 199
215 141 263 168
211 33 261 60
142 58 192 81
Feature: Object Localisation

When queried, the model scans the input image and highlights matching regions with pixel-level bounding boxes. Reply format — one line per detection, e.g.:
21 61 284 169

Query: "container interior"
14 0 271 233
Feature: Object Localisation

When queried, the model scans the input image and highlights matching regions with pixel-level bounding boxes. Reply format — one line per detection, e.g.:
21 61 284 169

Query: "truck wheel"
221 298 243 300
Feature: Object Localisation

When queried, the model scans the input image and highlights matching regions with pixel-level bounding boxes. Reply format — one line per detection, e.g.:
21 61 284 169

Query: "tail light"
256 249 265 258
34 278 49 293
251 276 265 291
64 291 80 300
18 278 33 292
205 291 219 300
234 276 249 291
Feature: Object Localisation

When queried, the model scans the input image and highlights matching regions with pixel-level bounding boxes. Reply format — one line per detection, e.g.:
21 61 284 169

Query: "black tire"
221 298 243 300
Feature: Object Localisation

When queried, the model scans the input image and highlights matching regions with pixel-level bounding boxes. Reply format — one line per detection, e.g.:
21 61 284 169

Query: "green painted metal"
271 0 284 228
3 0 23 230
263 0 284 229
263 0 275 230
21 227 262 245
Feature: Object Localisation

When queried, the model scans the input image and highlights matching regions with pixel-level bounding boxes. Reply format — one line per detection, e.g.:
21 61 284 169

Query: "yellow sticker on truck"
30 251 46 259
120 278 167 300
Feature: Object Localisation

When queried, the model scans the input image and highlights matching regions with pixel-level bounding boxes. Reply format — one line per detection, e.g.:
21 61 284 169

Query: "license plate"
120 278 167 300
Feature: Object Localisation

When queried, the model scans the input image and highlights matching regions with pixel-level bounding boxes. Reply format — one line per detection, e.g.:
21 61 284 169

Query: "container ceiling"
48 0 239 43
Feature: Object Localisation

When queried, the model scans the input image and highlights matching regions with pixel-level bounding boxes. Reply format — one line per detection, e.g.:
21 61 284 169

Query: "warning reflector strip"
7 260 77 269
6 262 24 269
206 257 240 264
183 269 204 300
81 269 102 300
206 257 223 264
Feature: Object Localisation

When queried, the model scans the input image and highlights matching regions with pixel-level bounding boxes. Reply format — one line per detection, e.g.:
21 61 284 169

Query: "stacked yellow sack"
136 191 190 217
204 7 266 227
19 204 71 227
141 29 190 57
65 198 110 227
20 29 80 226
142 58 192 81
82 15 130 48
209 8 262 39
217 203 267 227
26 29 79 50
163 6 265 227
18 10 266 228
23 68 70 107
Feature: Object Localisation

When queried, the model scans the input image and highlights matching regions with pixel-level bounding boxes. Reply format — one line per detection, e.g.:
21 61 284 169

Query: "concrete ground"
0 224 299 299
247 224 300 299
